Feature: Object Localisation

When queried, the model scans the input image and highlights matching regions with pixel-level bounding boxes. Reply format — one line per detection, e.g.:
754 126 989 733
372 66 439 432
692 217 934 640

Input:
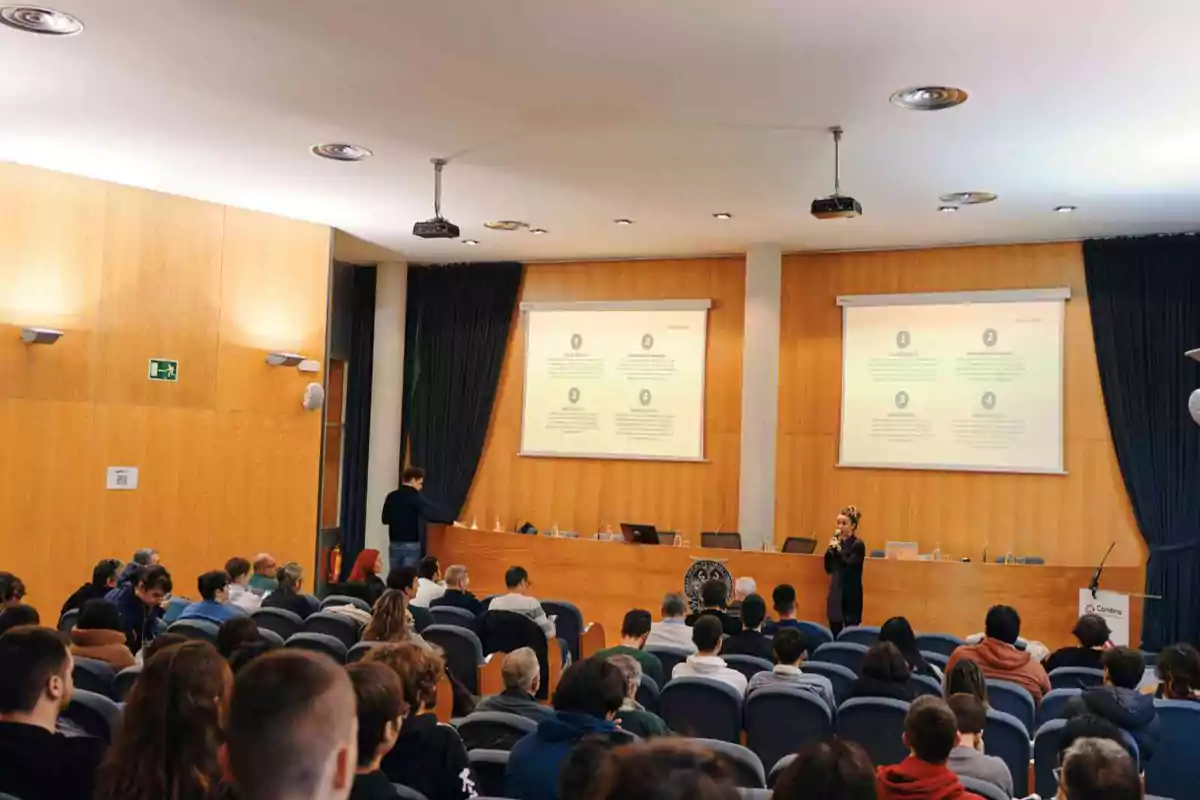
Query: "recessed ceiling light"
310 143 372 162
1054 205 1077 213
938 205 957 213
1 5 81 35
938 191 997 205
484 220 529 231
889 86 968 111
712 212 733 220
529 228 548 235
462 239 479 246
613 218 635 226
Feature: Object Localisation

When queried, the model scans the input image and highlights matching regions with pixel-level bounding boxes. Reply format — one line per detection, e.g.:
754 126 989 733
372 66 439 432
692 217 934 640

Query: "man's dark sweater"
431 588 484 616
0 721 106 800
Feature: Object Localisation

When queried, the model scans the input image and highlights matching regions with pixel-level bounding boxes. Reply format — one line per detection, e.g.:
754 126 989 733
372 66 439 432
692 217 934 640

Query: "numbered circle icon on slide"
981 391 997 410
641 333 655 350
639 388 653 406
896 330 911 349
894 390 910 409
570 333 583 351
568 387 580 404
982 328 998 347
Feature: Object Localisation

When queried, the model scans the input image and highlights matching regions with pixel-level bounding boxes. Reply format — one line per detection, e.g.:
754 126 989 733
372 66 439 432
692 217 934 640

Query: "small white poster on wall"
1078 589 1131 646
106 466 139 491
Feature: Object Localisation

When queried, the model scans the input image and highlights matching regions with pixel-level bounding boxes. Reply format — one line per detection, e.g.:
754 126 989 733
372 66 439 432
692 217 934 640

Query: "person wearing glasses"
488 566 555 639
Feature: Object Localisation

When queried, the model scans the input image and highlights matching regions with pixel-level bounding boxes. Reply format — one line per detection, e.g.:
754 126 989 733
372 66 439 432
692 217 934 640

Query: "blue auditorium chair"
914 632 964 658
836 697 910 765
251 607 305 639
836 625 880 647
284 632 348 663
1037 687 1081 727
423 624 486 694
319 594 371 613
984 708 1031 797
744 687 832 775
802 661 856 706
907 673 942 698
540 599 584 661
636 673 661 714
347 640 382 663
457 711 538 751
467 749 510 797
646 644 692 679
985 679 1035 734
302 610 362 649
689 739 765 788
113 665 141 700
1145 699 1200 800
1049 666 1105 690
62 689 122 743
72 657 116 699
431 605 477 629
795 621 834 650
661 676 743 742
167 618 219 645
723 655 773 683
808 642 868 674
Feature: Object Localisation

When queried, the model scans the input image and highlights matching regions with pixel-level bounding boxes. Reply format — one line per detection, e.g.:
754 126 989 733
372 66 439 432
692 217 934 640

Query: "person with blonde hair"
362 589 424 645
431 564 482 615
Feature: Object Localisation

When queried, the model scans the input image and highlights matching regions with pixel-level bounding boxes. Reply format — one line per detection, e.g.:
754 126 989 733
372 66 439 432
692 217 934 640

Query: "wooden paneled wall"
776 243 1144 567
0 163 331 613
462 258 744 538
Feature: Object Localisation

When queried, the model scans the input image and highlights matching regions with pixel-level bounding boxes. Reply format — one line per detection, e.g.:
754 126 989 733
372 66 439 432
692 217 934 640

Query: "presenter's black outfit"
824 534 865 635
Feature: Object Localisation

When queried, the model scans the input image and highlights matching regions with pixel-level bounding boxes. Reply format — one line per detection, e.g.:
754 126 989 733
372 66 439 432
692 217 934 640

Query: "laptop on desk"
619 523 661 545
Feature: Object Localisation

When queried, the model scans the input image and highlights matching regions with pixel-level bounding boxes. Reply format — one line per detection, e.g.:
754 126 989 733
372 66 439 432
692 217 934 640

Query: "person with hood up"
670 615 748 695
1062 645 1160 763
876 696 982 800
945 604 1050 702
505 656 633 800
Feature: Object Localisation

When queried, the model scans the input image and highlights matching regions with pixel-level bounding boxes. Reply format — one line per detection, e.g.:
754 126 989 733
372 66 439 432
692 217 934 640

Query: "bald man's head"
227 650 357 800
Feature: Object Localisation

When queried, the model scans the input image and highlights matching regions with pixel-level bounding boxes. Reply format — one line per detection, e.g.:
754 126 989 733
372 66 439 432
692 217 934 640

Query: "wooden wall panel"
776 243 1144 568
463 258 744 539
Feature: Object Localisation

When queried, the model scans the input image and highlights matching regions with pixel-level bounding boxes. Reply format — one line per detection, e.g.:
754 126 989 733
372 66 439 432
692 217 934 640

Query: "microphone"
983 541 988 565
1089 541 1117 599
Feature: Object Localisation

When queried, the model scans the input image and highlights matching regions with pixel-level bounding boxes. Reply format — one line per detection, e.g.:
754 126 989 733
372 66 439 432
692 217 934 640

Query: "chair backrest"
58 608 79 632
689 738 765 788
72 657 116 699
636 673 661 714
1049 666 1105 691
257 627 285 647
322 582 375 603
391 784 429 800
431 605 478 629
251 607 305 639
808 642 868 675
1145 699 1200 800
701 532 744 551
907 673 943 698
801 661 856 706
467 748 511 798
1037 688 1082 728
347 640 382 663
836 625 880 647
457 711 539 751
302 611 362 649
914 632 965 658
767 753 795 788
540 599 584 661
744 687 832 776
723 655 773 682
319 594 371 613
984 708 1031 797
1033 718 1066 799
985 679 1035 734
660 677 744 742
796 621 834 650
300 593 321 615
167 618 220 644
113 665 141 700
163 596 192 624
835 697 911 766
423 624 486 694
646 645 692 680
63 688 122 743
284 632 348 663
920 650 950 671
958 774 1009 800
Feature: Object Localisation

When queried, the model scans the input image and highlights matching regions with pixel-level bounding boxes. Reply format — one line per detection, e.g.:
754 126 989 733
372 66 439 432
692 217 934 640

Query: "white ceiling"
3 0 1200 263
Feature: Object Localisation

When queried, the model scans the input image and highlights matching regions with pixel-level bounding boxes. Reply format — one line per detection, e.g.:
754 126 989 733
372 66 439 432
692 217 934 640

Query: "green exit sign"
148 358 179 382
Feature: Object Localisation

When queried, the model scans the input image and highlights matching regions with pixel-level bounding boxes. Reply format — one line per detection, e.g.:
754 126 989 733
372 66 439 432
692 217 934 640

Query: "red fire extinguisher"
329 543 342 583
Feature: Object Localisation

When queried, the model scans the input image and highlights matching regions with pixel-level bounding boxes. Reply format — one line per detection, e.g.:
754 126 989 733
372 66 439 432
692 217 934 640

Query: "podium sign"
1078 589 1131 646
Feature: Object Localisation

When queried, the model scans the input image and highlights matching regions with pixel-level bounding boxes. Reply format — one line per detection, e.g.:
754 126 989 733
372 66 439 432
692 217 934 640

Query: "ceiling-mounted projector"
412 158 461 239
811 126 862 220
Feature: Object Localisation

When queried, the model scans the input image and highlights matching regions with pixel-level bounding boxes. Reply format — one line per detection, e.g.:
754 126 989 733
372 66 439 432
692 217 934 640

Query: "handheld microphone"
1089 541 1117 599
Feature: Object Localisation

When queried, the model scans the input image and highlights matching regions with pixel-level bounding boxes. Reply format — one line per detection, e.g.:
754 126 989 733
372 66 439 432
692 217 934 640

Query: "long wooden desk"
429 527 1145 650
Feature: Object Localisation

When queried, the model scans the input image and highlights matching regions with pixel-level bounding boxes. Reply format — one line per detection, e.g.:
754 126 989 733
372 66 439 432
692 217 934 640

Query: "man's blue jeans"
389 541 421 572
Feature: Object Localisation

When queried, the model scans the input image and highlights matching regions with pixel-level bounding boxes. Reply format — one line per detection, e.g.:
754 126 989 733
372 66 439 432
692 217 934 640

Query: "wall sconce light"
20 327 63 345
265 352 306 367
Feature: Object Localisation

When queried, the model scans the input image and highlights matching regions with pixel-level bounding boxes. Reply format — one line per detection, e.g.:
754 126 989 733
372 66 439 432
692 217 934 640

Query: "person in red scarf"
876 696 982 800
347 548 386 605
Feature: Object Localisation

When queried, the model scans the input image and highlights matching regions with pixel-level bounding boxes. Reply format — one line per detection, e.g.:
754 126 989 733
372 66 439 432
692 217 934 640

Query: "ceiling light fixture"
484 220 529 231
613 218 634 226
938 205 958 213
712 212 733 220
462 239 479 246
889 86 969 111
265 352 306 367
310 143 372 162
1054 205 1077 213
0 5 83 35
938 191 998 205
529 228 548 235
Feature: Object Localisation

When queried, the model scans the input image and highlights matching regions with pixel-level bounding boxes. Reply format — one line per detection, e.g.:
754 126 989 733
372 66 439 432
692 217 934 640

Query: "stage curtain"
338 265 377 579
400 262 523 519
1083 235 1200 648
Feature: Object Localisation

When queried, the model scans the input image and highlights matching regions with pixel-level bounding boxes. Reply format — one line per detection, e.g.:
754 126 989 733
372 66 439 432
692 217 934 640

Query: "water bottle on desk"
933 542 942 561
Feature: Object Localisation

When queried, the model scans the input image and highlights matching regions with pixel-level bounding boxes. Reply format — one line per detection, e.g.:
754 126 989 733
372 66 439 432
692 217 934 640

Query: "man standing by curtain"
382 467 447 571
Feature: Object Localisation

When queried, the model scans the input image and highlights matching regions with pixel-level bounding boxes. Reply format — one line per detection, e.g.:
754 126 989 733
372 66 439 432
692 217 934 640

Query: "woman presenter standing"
825 505 866 635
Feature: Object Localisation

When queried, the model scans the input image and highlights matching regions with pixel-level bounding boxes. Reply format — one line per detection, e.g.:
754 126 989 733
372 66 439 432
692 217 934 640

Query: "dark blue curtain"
338 266 377 579
1083 235 1200 649
400 262 523 519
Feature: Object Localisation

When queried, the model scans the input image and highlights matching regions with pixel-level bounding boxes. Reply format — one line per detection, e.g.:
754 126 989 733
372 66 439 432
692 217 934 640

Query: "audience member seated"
1057 736 1141 800
346 661 408 800
386 566 434 632
475 647 554 722
0 573 25 610
412 556 446 608
881 616 942 680
684 579 741 637
608 653 670 738
728 575 756 619
138 631 188 664
506 657 631 800
1063 646 1160 763
747 627 836 710
226 650 357 800
946 604 1050 701
178 569 246 625
762 583 805 638
217 615 264 659
488 565 556 639
110 564 172 655
0 626 106 800
722 593 774 662
248 552 279 595
94 640 230 800
848 641 915 703
1146 642 1200 701
645 592 697 653
1046 613 1110 673
61 558 122 617
944 660 989 707
363 589 425 645
945 693 1013 797
1058 712 1138 763
430 564 483 615
259 562 314 620
228 640 278 675
595 608 664 687
0 604 39 637
347 548 387 606
671 615 748 695
571 739 741 800
875 696 974 800
365 642 477 800
224 557 263 613
771 738 878 800
114 549 158 588
69 599 135 670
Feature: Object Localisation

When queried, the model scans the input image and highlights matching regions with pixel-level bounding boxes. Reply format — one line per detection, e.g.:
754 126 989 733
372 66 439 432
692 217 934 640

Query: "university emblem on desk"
683 560 733 613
